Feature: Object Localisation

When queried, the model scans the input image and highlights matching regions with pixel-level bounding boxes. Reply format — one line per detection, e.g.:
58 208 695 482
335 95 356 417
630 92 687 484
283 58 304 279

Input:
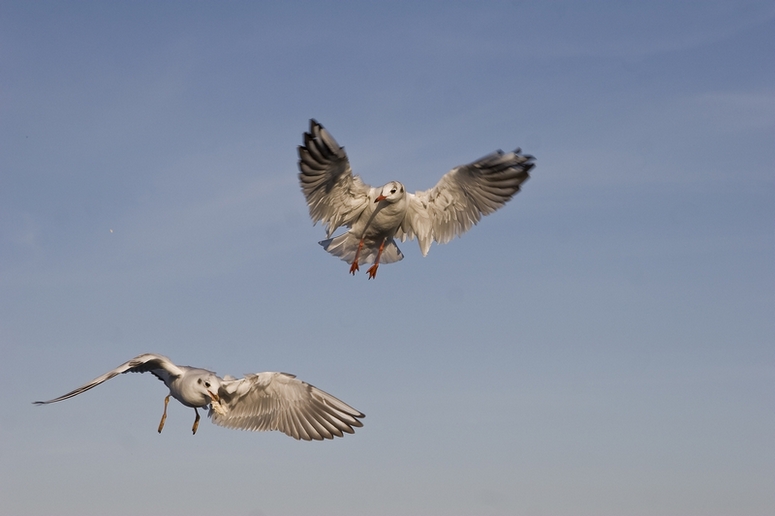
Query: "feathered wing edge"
398 148 535 256
33 353 182 405
297 119 371 237
209 372 364 441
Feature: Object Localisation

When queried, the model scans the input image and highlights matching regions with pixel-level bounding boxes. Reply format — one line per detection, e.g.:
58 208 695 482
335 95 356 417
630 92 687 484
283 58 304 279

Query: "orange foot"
367 263 379 279
349 261 360 275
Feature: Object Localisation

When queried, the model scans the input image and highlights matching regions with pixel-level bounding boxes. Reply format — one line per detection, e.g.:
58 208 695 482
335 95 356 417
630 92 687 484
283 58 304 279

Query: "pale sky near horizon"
1 2 774 516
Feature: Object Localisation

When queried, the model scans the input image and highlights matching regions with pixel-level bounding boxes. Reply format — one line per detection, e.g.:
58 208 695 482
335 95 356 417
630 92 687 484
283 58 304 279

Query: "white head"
195 373 221 405
374 181 405 203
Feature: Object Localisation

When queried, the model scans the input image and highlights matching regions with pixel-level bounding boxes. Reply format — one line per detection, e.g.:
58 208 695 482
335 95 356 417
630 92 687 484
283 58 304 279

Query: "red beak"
375 195 386 203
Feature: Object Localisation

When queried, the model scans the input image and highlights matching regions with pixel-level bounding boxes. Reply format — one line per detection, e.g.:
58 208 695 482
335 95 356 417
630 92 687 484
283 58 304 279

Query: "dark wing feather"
297 119 371 237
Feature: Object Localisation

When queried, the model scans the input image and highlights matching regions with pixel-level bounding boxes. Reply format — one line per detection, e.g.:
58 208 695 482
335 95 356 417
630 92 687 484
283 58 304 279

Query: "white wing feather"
397 149 535 256
33 353 184 405
209 372 365 441
298 119 371 237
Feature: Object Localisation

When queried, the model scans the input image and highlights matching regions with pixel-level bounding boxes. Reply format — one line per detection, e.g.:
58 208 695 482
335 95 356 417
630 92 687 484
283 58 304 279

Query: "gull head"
195 373 221 404
374 181 405 203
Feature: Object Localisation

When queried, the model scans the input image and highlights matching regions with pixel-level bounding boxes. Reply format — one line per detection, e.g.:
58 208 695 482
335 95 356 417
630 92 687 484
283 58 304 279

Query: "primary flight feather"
298 119 535 278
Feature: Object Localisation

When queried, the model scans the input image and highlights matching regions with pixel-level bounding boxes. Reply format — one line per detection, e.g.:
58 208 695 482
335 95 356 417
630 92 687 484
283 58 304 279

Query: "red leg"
349 239 364 275
367 238 386 279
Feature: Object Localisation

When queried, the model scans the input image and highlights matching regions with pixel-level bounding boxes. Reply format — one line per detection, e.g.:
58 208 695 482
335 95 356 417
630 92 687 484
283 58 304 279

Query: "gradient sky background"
1 2 773 515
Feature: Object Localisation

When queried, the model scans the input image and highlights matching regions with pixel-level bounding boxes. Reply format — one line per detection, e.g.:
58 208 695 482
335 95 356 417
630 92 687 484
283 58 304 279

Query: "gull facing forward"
298 119 536 278
34 353 364 440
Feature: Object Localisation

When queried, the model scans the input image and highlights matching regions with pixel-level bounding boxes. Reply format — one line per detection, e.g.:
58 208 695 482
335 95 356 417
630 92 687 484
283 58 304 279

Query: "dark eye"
390 189 396 194
205 382 211 388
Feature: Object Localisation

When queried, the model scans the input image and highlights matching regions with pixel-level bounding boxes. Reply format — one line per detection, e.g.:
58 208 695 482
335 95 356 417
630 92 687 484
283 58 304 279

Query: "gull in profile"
298 119 535 278
34 353 364 440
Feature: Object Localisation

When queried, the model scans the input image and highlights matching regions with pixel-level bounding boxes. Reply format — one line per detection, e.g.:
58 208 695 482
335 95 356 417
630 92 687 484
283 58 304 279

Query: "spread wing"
297 119 371 237
33 353 183 405
209 372 364 441
397 149 535 256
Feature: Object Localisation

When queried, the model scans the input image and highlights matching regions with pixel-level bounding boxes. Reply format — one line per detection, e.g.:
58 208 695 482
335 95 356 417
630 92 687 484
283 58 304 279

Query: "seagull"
298 119 535 278
34 353 364 440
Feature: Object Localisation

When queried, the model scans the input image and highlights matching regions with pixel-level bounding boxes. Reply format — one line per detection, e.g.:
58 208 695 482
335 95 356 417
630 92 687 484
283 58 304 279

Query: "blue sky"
1 2 773 515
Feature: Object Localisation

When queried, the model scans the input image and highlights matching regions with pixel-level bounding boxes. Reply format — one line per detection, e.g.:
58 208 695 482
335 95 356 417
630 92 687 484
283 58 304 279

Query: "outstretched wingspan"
33 353 183 405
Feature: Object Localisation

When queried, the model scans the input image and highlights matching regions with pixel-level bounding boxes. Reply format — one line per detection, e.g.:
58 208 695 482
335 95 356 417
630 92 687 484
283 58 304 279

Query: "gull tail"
319 233 404 265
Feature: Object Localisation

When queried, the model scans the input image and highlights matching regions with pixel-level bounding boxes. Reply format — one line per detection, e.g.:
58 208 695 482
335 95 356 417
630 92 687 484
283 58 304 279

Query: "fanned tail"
320 233 404 265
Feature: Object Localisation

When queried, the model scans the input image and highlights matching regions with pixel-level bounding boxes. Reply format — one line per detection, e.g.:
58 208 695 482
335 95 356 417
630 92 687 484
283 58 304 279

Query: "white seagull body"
34 353 364 441
298 119 536 278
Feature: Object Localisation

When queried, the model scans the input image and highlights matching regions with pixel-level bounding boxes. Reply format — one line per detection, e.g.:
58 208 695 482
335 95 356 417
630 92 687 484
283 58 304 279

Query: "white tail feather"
320 233 404 265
